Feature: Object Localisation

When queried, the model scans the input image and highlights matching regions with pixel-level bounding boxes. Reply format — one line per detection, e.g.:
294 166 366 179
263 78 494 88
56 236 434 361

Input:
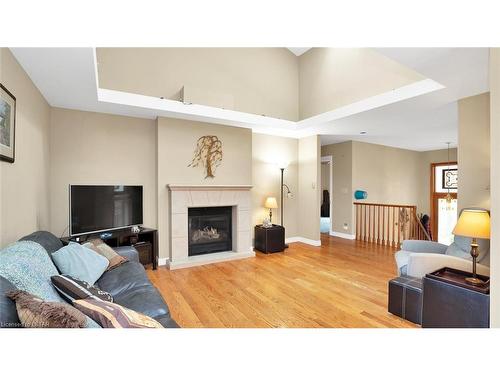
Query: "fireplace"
188 206 233 256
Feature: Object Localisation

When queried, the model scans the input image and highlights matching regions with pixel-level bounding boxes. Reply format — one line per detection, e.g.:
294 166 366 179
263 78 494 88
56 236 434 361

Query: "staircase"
354 202 431 248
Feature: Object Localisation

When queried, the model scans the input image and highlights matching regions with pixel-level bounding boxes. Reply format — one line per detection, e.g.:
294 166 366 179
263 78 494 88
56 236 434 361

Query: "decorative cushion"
447 235 490 263
0 241 64 302
51 275 113 303
445 242 472 260
73 298 163 328
82 239 128 271
51 242 109 285
7 290 87 328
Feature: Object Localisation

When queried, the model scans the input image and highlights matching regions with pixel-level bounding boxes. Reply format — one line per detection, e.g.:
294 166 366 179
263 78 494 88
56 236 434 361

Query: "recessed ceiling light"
360 131 367 135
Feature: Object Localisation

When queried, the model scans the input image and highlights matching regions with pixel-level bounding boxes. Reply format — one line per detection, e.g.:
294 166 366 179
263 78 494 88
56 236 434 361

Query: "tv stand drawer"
134 242 153 267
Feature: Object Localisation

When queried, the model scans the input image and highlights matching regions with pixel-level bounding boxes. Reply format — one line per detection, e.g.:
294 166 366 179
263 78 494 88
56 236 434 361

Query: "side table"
422 267 490 328
254 224 285 254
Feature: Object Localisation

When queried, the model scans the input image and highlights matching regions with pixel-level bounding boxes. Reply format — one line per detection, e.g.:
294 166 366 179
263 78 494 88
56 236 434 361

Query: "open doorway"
320 156 333 233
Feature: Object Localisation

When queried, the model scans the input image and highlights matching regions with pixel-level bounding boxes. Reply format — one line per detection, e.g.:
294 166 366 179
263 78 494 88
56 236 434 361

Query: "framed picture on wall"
0 83 16 163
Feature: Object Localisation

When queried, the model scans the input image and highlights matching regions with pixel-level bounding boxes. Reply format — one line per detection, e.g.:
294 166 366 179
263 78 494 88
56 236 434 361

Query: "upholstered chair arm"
406 253 490 279
400 240 448 254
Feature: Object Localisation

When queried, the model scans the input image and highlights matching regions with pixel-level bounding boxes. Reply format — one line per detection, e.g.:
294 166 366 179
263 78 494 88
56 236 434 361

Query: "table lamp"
264 197 278 223
452 208 490 285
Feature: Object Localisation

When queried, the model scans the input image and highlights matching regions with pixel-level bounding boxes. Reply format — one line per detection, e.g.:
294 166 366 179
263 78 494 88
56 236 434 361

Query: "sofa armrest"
401 240 447 254
113 246 140 263
407 253 490 279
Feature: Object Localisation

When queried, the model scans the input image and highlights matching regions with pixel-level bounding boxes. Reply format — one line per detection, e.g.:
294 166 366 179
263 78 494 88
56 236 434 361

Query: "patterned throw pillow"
73 298 163 328
82 239 128 271
7 290 87 328
51 275 113 303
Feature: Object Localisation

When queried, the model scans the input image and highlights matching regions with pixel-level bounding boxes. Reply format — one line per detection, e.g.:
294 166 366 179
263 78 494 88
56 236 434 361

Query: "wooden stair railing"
354 203 431 248
412 211 432 241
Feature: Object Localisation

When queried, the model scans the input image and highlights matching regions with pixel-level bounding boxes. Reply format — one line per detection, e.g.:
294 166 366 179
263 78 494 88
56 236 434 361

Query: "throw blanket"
0 240 63 302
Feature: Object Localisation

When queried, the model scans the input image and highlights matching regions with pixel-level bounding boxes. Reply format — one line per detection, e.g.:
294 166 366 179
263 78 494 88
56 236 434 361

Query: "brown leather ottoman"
388 275 423 325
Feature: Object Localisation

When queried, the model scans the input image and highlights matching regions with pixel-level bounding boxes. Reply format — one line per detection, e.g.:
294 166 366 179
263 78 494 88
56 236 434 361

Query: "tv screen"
70 185 143 236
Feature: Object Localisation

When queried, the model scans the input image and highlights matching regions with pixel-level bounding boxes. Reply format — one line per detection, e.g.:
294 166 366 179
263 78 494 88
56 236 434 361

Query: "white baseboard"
285 237 321 247
330 231 356 240
158 258 168 266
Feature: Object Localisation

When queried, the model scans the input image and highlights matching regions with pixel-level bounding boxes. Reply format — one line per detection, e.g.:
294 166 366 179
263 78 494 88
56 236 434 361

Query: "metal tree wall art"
188 135 223 178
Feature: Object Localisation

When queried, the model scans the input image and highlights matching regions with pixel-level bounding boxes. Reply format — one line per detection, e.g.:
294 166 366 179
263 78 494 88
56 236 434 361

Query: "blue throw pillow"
52 242 109 285
0 241 63 302
445 242 472 260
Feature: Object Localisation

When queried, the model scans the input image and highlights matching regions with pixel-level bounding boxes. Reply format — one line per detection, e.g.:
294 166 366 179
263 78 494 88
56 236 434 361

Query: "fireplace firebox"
188 206 233 256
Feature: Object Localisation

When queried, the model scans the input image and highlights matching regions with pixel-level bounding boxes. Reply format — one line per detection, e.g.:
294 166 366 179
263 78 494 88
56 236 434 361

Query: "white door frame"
321 155 333 234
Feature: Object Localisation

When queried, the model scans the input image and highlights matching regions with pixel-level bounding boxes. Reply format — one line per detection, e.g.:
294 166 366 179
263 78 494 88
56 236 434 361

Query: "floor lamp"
279 165 293 247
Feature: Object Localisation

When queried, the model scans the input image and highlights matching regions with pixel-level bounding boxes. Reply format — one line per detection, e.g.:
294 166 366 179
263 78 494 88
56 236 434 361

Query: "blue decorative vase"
354 190 367 200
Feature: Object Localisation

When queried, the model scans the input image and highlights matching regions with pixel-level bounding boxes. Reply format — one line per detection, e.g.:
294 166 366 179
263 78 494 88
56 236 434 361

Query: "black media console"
61 227 159 270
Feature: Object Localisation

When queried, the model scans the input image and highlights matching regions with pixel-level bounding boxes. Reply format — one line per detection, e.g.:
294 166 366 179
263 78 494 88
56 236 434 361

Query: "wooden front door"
430 162 458 244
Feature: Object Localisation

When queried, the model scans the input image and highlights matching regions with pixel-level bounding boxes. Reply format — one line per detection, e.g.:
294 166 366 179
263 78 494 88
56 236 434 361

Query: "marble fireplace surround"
166 184 254 269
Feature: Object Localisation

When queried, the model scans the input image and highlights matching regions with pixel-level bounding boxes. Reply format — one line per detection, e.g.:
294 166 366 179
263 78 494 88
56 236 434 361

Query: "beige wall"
352 141 421 207
299 48 423 119
321 141 458 237
97 48 299 121
0 48 51 246
46 108 304 259
98 48 424 123
489 48 499 327
252 133 298 238
49 108 157 236
298 135 321 241
418 148 457 214
458 93 490 211
321 142 353 235
354 143 458 214
157 118 252 260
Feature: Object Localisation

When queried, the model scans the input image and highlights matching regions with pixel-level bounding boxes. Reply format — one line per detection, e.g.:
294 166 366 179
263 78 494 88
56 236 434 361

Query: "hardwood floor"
146 234 417 328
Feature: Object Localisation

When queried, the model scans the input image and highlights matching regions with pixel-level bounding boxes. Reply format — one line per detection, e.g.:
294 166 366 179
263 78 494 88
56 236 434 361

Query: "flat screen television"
70 185 143 236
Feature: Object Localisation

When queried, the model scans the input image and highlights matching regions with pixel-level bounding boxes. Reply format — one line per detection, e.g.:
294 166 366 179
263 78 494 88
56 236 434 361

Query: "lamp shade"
277 161 289 169
453 209 490 239
264 197 278 209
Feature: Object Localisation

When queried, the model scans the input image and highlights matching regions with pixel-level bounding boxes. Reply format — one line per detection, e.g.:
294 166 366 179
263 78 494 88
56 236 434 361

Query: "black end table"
422 267 490 328
254 224 285 254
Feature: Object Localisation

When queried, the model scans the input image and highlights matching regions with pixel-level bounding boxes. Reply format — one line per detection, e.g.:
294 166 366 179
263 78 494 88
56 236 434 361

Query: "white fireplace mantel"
166 184 254 269
167 184 253 191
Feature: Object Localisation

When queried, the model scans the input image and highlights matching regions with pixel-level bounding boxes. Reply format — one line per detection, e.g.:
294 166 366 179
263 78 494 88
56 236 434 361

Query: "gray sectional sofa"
0 231 178 328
